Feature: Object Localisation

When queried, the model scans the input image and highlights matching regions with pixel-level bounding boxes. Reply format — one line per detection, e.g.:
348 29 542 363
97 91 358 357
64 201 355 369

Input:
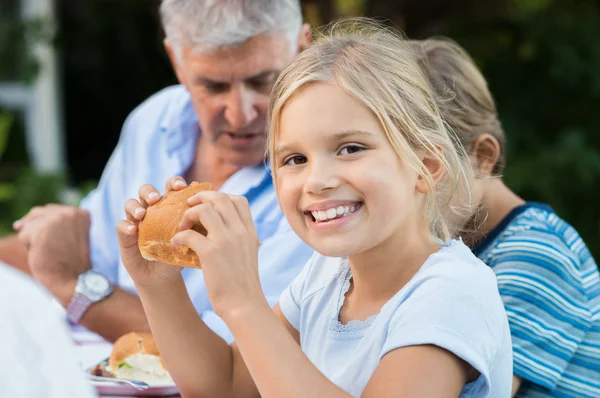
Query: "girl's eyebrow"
274 130 374 157
331 130 374 140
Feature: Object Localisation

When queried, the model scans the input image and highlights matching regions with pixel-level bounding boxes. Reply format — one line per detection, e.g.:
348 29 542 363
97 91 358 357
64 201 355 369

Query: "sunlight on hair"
267 17 475 241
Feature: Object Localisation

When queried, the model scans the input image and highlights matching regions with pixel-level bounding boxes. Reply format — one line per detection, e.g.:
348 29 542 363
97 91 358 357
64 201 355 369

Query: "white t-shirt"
279 240 513 397
0 263 96 398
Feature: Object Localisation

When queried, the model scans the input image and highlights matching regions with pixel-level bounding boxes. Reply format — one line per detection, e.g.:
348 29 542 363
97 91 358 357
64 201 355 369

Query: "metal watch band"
66 292 93 324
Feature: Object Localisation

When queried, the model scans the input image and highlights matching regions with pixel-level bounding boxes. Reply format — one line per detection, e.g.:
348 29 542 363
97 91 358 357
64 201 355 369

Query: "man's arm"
0 234 30 275
54 279 150 342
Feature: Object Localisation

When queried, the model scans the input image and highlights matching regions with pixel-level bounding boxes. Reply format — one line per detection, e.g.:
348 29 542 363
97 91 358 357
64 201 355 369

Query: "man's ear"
470 134 500 176
164 39 186 86
416 149 445 194
296 23 311 54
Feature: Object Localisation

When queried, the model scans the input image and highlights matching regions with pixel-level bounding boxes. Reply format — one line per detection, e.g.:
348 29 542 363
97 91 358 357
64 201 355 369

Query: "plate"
88 358 179 397
92 381 179 397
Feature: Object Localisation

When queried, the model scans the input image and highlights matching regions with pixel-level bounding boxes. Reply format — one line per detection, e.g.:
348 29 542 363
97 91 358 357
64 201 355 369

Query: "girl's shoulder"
420 239 498 287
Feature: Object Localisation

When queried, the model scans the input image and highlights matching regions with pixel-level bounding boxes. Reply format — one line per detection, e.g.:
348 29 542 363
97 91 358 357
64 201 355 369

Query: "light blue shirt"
80 85 314 342
279 240 513 397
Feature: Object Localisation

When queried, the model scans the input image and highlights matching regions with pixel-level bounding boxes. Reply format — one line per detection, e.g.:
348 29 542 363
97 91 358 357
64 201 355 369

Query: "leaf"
118 361 132 369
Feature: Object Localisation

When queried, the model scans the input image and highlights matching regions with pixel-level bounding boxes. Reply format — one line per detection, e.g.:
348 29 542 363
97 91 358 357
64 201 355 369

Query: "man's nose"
224 87 258 130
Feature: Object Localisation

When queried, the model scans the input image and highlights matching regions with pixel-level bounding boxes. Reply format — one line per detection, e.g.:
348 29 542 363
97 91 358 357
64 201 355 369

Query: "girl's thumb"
116 220 145 266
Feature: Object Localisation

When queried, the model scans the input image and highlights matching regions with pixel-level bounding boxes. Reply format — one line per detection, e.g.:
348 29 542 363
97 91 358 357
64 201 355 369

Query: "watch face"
84 271 111 295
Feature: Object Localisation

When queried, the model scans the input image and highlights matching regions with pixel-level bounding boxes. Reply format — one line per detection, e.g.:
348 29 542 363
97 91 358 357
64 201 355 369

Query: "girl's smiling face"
274 82 428 257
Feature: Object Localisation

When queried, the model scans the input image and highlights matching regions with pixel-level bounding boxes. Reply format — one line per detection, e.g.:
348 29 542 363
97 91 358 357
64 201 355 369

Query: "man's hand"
14 204 92 306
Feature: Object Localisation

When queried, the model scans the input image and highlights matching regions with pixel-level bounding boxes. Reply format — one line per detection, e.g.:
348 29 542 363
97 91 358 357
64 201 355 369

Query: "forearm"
226 305 350 398
0 234 30 274
54 282 152 342
137 278 235 398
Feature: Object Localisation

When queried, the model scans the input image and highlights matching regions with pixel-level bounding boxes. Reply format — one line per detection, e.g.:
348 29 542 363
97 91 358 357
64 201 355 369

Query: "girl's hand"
171 191 266 320
116 177 189 288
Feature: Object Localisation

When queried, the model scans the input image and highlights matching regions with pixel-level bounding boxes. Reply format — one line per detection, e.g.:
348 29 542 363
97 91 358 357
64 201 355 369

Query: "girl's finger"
171 229 212 258
116 220 145 266
230 195 256 236
187 191 242 227
138 184 162 207
124 198 145 222
179 202 226 237
164 176 187 194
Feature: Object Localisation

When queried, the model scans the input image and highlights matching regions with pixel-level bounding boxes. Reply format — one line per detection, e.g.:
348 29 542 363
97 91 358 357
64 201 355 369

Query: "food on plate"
89 332 173 385
138 181 212 268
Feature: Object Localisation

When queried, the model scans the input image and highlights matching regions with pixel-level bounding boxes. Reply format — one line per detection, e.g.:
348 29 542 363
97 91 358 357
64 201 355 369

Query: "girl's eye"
339 145 365 156
283 155 307 166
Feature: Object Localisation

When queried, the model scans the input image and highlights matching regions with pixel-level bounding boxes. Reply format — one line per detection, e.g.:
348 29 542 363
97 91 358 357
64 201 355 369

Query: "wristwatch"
66 269 113 324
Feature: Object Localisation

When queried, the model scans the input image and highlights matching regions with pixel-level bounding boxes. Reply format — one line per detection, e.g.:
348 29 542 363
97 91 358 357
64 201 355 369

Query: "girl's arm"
135 278 247 398
363 345 471 397
226 303 469 398
152 185 470 397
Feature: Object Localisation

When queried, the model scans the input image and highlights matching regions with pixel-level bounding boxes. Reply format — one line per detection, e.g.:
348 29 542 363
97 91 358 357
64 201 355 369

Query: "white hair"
160 0 303 61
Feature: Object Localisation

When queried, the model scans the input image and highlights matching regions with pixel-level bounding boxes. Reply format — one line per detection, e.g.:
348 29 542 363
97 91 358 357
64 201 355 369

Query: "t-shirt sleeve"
381 260 509 396
278 252 319 331
490 230 591 390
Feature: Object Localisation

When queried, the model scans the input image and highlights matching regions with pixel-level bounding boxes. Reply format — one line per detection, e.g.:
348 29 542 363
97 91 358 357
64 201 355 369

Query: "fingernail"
12 220 22 229
127 225 136 232
175 180 187 188
134 207 145 216
148 192 160 201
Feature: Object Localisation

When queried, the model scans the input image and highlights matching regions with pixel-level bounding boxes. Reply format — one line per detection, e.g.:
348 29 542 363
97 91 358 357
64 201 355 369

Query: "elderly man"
0 0 313 343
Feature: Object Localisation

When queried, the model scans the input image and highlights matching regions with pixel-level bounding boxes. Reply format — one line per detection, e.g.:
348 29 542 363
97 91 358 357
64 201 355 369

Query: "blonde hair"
410 38 506 176
267 18 472 241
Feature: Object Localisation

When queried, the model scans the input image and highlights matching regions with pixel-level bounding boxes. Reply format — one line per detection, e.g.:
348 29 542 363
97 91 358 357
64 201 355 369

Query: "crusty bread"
138 181 212 268
108 332 161 371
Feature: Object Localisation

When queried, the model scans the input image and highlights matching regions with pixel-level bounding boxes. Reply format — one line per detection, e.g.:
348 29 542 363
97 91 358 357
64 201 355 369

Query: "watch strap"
66 292 93 324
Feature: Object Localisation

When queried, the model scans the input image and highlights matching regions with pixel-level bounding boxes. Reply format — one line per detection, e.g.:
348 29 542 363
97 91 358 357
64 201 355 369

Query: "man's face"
170 33 298 167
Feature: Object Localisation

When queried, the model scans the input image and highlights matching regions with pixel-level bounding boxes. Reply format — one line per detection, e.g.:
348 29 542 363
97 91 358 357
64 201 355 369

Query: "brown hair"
410 38 506 175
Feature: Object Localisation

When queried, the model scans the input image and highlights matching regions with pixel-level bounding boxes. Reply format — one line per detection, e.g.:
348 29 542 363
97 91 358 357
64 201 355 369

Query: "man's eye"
283 155 307 166
339 145 365 156
203 83 229 94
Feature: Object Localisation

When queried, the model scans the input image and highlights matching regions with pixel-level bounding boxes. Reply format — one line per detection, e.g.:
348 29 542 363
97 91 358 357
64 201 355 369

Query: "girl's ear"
416 149 445 194
470 134 500 176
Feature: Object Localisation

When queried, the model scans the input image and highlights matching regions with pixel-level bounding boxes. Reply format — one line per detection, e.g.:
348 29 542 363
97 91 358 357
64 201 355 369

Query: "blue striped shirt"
80 85 314 343
472 202 600 397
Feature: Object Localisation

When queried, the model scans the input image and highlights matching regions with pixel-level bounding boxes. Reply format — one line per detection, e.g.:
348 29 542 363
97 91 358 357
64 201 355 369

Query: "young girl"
116 20 512 397
410 38 600 398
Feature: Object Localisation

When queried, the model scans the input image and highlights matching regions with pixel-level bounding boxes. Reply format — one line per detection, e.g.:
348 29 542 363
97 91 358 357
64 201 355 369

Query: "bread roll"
108 332 160 371
108 332 173 385
138 181 212 268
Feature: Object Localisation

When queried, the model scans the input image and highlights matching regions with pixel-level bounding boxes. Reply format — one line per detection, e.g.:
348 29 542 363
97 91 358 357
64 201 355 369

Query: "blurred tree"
433 0 600 259
57 0 176 184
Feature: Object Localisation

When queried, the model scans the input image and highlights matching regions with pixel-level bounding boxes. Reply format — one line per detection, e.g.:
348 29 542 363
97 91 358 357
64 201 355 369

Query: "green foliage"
0 17 51 83
440 0 600 258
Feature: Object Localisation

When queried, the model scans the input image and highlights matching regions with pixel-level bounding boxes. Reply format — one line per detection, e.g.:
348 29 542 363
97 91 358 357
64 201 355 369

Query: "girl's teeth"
311 204 360 222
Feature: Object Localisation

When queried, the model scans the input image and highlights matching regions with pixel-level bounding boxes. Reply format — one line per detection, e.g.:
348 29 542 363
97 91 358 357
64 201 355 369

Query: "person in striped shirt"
411 38 600 397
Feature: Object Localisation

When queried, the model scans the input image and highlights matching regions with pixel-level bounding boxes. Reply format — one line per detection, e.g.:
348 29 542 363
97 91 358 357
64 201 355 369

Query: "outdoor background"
1 0 599 260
